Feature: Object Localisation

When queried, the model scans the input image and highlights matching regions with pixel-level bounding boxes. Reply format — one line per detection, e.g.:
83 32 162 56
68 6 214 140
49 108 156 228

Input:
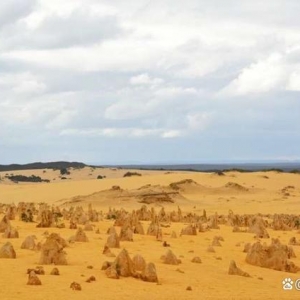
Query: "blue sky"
0 0 299 164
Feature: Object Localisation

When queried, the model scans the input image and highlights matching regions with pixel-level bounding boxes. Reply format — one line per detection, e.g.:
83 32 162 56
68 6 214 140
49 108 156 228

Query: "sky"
0 0 299 164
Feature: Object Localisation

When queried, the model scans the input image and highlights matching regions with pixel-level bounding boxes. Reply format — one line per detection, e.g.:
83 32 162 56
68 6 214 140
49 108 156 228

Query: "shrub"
60 168 70 175
290 169 300 174
7 175 49 183
123 172 142 177
214 171 225 176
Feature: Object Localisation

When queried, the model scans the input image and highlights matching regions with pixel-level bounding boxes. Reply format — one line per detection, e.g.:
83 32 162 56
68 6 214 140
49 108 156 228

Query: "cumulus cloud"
221 54 287 96
3 11 122 50
187 112 214 131
0 0 300 163
60 127 183 139
0 72 46 95
287 71 300 91
0 0 36 29
130 73 164 86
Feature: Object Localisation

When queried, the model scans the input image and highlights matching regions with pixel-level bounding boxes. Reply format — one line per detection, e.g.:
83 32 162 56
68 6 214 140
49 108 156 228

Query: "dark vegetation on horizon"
6 174 50 183
0 161 87 172
111 162 300 174
0 161 299 174
119 167 300 174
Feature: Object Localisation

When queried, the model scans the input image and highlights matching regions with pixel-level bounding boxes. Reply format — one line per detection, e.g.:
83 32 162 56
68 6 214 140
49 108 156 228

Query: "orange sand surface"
1 169 300 299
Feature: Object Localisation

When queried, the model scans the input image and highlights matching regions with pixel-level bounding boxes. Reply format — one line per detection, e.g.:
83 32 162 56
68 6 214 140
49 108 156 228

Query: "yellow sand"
0 169 300 299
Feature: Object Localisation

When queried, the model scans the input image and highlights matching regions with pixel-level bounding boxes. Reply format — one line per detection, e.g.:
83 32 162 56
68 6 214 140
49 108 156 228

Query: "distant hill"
0 161 87 172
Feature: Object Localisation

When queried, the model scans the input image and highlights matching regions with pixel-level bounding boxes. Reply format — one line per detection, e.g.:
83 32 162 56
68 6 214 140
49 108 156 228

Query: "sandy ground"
1 169 300 299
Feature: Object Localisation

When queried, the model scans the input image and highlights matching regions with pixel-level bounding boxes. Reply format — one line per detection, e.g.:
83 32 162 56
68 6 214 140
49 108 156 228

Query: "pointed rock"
0 242 16 258
228 260 250 277
27 271 42 285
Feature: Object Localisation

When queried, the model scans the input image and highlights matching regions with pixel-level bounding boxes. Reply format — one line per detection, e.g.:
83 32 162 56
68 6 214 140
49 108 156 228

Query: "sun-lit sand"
0 168 300 299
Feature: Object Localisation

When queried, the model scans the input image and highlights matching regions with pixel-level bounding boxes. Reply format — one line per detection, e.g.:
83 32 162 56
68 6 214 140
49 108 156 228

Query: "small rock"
176 268 185 273
105 265 119 279
228 260 250 277
207 245 215 253
27 266 45 275
86 276 96 283
191 256 202 263
141 263 158 283
101 261 112 271
50 267 60 275
70 282 82 291
0 242 16 258
163 241 170 247
27 271 42 285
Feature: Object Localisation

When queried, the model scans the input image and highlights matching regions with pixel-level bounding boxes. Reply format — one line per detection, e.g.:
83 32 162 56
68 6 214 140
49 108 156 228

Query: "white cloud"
286 71 300 91
154 86 198 98
187 112 214 131
0 72 46 95
130 73 164 86
104 81 200 121
45 109 77 130
104 100 148 120
60 127 183 139
161 130 183 138
0 0 36 28
221 53 287 96
1 0 300 163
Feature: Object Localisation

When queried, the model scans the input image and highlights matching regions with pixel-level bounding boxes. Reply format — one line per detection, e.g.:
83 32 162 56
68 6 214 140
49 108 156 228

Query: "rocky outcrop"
102 245 116 258
248 217 269 238
2 227 19 238
228 260 250 277
191 257 202 263
133 254 146 271
119 225 133 242
70 282 81 290
161 250 181 265
147 220 160 236
289 237 300 246
141 263 158 282
212 236 222 247
21 235 37 250
27 271 42 285
74 227 88 242
133 222 145 235
39 233 68 265
245 239 299 273
104 249 158 282
50 267 60 275
36 210 54 228
106 232 120 248
0 215 11 233
0 242 16 258
180 224 197 236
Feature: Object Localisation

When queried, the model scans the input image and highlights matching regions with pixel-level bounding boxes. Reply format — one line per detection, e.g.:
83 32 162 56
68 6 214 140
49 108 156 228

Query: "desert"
1 0 299 299
0 167 300 300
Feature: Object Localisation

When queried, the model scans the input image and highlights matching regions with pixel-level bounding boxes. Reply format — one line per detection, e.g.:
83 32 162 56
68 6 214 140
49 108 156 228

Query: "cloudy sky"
0 0 299 164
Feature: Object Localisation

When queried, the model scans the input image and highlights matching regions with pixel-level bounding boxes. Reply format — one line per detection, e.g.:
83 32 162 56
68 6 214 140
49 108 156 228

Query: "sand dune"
59 183 189 207
0 169 300 299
